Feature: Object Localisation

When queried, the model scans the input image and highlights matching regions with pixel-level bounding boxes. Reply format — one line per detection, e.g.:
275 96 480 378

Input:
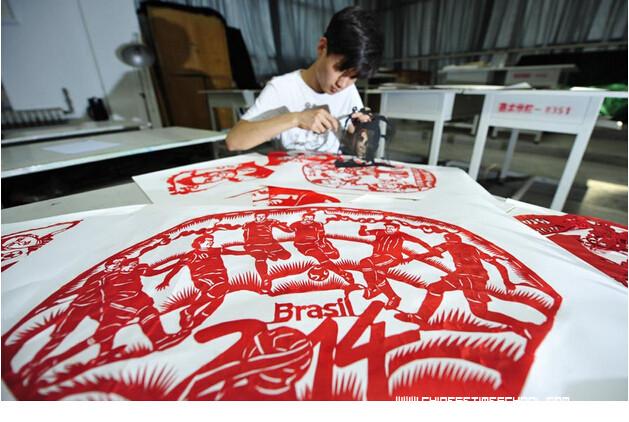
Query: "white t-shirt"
241 70 363 153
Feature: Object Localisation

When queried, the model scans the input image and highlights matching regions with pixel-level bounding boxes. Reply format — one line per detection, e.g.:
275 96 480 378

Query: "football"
308 265 330 282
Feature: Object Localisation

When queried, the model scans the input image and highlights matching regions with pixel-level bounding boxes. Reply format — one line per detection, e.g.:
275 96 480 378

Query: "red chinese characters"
497 103 572 115
497 103 534 113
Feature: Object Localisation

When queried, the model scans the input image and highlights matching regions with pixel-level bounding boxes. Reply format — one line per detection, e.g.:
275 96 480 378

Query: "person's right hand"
295 108 339 134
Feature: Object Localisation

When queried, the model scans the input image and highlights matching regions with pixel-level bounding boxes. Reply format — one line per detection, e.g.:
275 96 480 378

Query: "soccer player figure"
358 222 432 309
242 212 292 292
373 167 414 192
315 169 356 189
157 234 249 331
20 257 182 384
1 234 42 269
289 212 356 288
169 169 222 194
584 219 627 252
2 223 77 271
396 233 528 336
2 234 42 253
230 162 275 182
169 163 273 195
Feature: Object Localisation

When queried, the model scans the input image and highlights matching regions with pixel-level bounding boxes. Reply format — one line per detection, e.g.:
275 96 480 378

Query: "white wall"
1 0 160 125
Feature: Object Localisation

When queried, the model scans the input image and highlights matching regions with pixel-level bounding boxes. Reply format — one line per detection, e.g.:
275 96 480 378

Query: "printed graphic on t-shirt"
282 103 341 152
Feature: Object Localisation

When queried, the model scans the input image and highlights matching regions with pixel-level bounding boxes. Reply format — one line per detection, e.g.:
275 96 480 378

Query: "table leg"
468 94 495 180
232 107 239 127
500 129 519 180
471 114 479 136
549 132 592 210
549 98 603 210
208 99 217 131
428 119 444 165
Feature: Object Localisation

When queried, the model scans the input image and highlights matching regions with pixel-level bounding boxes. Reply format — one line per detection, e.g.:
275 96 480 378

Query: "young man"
226 6 383 153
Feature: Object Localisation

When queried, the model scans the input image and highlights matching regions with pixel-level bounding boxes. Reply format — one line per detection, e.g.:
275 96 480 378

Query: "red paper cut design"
227 186 341 206
167 162 274 195
1 221 81 272
303 162 436 193
2 207 561 400
265 151 337 166
266 151 438 193
516 213 628 287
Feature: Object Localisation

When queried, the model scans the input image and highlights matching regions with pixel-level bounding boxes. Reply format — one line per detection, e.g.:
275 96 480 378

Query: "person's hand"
295 108 339 134
347 111 372 134
351 111 372 123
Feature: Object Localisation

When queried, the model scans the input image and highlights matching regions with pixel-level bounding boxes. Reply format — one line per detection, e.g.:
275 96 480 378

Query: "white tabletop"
1 126 226 178
1 182 150 224
1 119 143 146
461 88 628 97
369 85 628 98
367 87 461 94
198 89 260 94
439 64 577 73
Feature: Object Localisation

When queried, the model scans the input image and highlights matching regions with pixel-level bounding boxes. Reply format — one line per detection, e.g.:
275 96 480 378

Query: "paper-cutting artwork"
132 153 275 205
266 152 437 193
1 221 81 272
133 152 501 209
167 161 274 195
226 186 341 206
265 151 338 166
303 161 436 193
516 214 628 287
2 206 561 400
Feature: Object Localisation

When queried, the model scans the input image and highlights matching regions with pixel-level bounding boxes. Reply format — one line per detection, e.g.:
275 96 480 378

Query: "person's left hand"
347 111 372 134
351 111 372 123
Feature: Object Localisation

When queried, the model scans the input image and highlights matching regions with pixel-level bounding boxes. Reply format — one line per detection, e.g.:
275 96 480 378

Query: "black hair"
324 6 383 80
